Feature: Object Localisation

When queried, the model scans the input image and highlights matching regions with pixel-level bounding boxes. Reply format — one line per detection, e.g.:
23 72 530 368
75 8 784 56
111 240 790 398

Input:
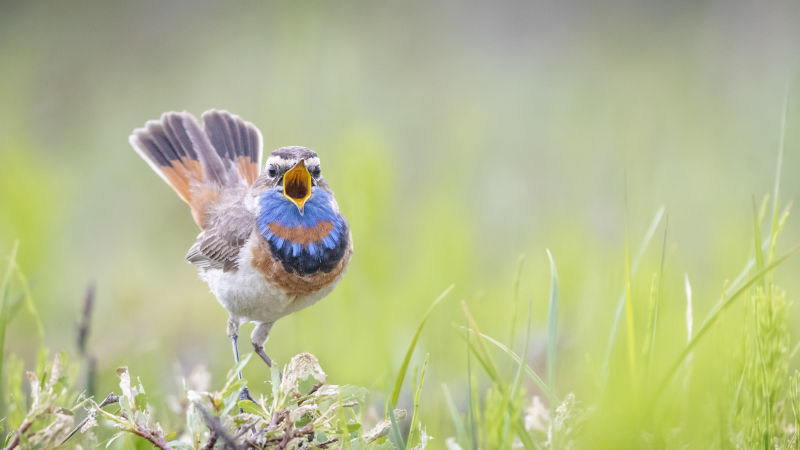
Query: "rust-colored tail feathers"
129 110 262 227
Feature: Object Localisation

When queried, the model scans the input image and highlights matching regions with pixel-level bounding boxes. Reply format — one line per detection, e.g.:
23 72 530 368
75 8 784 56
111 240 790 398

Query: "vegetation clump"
2 352 410 449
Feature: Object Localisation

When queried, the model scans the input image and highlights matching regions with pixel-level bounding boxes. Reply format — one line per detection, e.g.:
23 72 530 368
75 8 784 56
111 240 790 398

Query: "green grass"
0 192 797 448
1 139 799 447
2 3 800 447
0 138 797 450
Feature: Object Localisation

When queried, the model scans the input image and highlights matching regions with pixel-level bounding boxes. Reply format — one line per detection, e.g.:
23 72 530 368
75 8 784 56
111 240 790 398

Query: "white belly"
199 246 335 325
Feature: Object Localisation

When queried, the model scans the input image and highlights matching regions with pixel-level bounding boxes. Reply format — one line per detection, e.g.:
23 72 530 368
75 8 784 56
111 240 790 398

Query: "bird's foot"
254 346 273 368
239 386 256 403
250 322 274 369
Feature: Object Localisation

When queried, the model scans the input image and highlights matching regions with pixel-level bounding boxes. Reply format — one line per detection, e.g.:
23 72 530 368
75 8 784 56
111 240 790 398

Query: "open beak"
283 159 312 214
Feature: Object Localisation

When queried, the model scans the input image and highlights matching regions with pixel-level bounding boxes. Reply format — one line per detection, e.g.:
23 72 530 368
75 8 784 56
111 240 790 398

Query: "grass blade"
465 316 477 450
0 241 19 424
387 403 406 450
508 255 525 372
458 327 552 398
641 274 658 372
390 284 454 407
652 243 800 401
502 292 534 449
461 302 536 449
461 302 501 382
13 266 43 339
514 417 536 450
512 297 534 397
442 384 468 446
545 249 559 403
624 224 637 382
407 353 429 447
602 207 665 383
684 274 693 342
644 217 668 375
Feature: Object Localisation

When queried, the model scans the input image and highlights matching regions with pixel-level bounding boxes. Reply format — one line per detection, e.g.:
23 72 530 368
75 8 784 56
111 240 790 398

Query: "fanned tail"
129 110 262 228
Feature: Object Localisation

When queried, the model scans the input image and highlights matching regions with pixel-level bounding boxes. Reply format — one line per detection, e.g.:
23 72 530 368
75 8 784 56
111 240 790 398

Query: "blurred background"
1 0 799 444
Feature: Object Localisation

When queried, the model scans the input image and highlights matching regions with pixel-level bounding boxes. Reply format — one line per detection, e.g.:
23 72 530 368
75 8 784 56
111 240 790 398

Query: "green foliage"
728 166 794 448
2 352 80 449
390 284 453 408
729 285 791 448
407 353 430 448
3 351 401 449
602 207 666 385
0 242 43 402
452 254 588 450
0 184 798 448
0 80 798 449
458 302 538 449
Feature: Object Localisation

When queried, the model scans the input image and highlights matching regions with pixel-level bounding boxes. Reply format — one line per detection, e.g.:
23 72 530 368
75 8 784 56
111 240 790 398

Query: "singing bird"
129 110 352 371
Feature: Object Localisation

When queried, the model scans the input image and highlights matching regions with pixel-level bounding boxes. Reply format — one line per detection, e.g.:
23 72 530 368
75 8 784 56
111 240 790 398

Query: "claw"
254 345 273 368
239 386 256 403
250 322 274 369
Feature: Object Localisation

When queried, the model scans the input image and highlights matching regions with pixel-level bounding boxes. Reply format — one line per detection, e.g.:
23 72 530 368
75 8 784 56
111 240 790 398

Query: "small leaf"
280 353 326 400
221 380 246 416
237 400 267 418
134 392 147 413
227 352 253 383
339 385 369 404
299 375 319 395
221 377 246 400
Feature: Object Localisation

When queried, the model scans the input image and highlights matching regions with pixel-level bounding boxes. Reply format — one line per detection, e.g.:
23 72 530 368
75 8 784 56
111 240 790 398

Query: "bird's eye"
267 165 277 177
310 166 321 177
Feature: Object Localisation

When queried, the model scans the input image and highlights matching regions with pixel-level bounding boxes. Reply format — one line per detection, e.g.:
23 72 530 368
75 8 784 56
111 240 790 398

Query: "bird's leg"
227 317 242 378
227 317 254 403
251 322 274 368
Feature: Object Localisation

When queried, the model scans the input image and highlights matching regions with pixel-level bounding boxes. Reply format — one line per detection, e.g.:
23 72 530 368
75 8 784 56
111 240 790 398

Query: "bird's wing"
186 198 255 271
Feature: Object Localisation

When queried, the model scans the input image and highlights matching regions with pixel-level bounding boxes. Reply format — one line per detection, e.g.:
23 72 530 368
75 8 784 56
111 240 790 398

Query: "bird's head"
254 145 347 275
252 146 329 216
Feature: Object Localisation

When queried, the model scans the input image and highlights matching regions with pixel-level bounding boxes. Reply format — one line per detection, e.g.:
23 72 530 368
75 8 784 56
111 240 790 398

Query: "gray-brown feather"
162 112 199 160
202 110 261 164
181 114 232 186
186 195 255 271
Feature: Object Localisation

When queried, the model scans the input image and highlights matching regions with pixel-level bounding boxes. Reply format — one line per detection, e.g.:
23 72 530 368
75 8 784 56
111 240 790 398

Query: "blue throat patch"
257 188 348 275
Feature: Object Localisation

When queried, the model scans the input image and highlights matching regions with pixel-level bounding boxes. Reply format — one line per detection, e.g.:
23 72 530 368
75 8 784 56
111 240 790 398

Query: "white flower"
524 395 550 432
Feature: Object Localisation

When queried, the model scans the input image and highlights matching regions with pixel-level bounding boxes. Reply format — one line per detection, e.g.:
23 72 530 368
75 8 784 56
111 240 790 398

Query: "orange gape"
282 160 313 213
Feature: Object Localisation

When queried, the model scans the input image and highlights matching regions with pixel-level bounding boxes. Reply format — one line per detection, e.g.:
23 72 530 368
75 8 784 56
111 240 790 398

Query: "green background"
1 1 799 445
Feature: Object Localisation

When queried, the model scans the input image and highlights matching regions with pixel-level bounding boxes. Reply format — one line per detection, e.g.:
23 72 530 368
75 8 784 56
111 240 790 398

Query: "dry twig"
196 402 242 450
60 392 119 446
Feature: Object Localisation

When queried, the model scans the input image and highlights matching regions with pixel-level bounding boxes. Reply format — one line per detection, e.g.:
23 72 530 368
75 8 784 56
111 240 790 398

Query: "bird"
128 109 352 375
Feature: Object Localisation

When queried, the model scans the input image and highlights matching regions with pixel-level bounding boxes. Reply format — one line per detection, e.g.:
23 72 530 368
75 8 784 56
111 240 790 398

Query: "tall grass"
0 107 797 448
1 171 797 448
2 174 798 449
1 196 797 448
438 97 797 448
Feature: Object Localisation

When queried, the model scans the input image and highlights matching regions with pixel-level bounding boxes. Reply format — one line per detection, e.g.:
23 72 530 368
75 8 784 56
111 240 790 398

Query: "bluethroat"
129 110 352 373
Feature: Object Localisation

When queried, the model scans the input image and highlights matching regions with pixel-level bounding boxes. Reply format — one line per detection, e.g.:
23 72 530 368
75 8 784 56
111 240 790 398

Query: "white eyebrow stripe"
265 156 321 169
